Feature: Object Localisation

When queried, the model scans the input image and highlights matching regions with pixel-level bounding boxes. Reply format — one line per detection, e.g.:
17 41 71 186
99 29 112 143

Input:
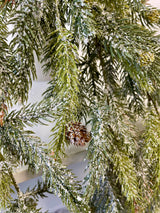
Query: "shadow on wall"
53 207 70 213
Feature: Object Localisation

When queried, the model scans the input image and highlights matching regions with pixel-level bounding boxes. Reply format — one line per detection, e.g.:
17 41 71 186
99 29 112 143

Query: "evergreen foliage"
0 0 160 212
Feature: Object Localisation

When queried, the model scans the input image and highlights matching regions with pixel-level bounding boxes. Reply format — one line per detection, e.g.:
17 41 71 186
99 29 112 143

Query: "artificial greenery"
0 0 160 212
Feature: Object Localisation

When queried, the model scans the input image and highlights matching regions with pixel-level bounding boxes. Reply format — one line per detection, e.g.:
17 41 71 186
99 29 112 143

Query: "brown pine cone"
66 122 91 146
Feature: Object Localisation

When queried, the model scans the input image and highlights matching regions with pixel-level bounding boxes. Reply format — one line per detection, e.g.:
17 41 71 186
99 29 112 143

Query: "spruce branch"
85 100 140 211
0 117 90 212
0 152 23 210
1 0 160 212
0 152 20 194
147 92 160 118
42 27 80 157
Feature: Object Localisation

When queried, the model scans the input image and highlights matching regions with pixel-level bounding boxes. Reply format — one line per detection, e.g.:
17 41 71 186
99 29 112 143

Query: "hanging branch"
147 92 160 119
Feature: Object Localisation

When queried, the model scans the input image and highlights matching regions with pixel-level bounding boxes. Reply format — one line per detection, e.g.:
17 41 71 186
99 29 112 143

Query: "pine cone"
66 122 91 146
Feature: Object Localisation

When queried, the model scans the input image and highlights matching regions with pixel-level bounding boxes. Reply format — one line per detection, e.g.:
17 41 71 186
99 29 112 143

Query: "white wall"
148 0 160 8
